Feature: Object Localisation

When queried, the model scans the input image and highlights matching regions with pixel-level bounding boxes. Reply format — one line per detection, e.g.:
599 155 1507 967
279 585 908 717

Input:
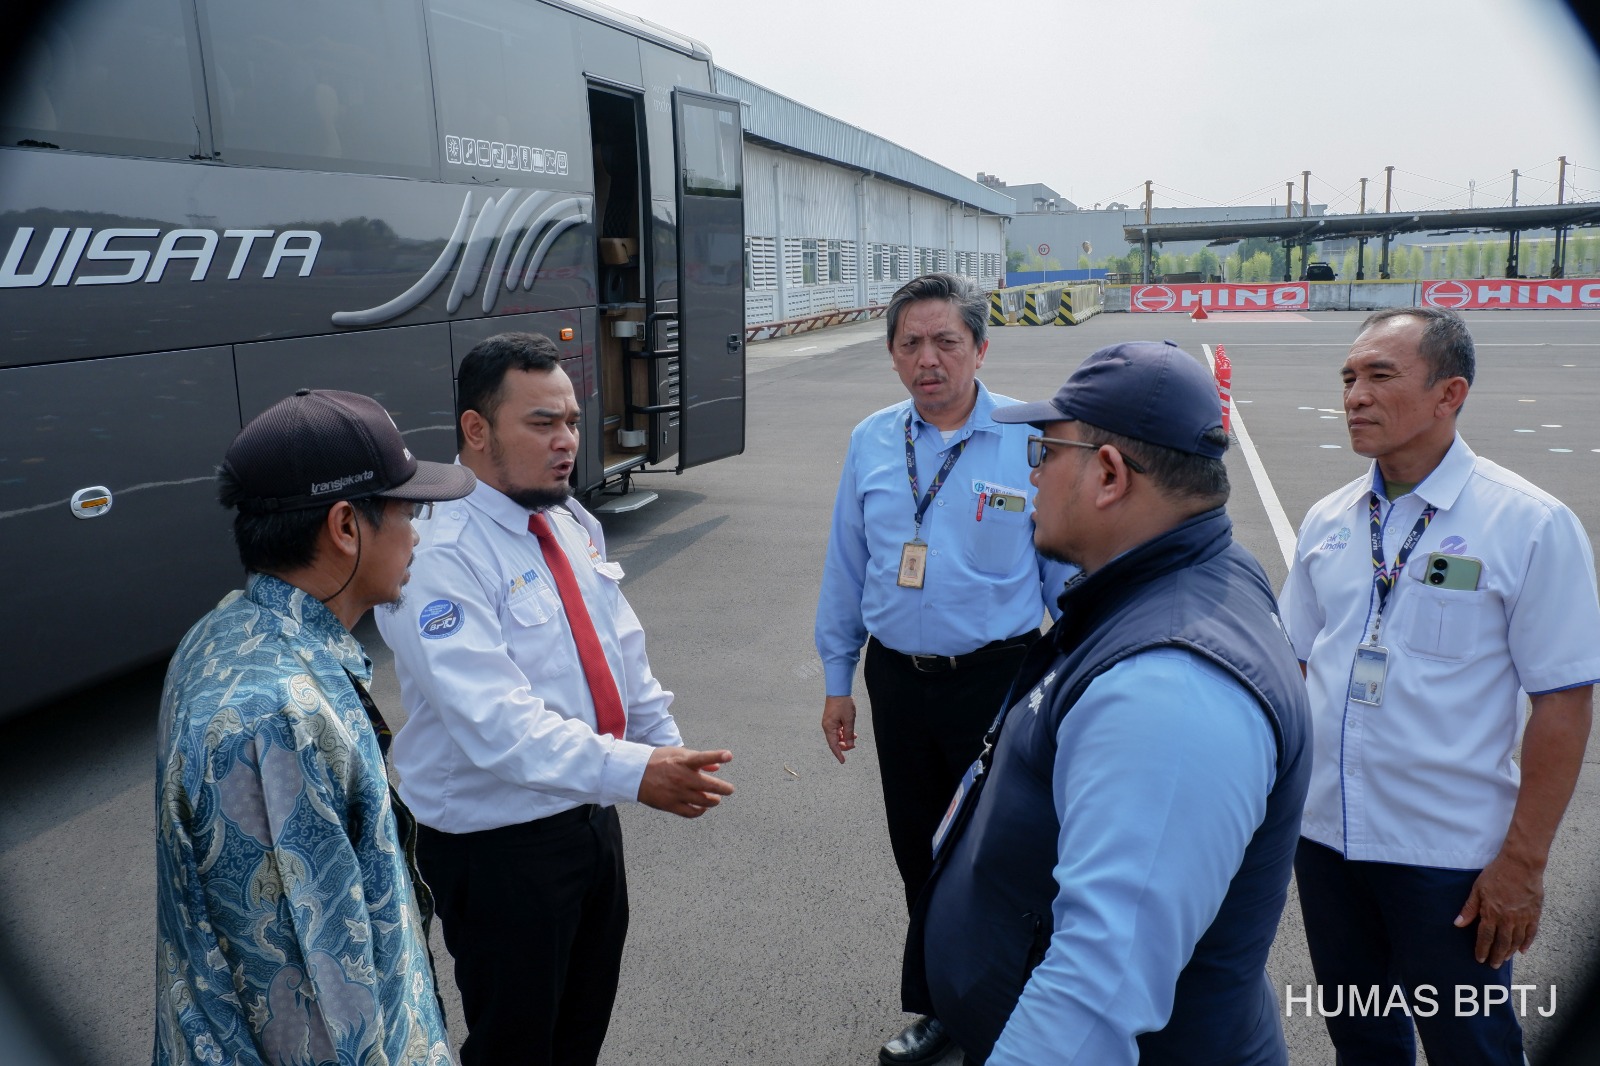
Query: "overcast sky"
620 0 1600 215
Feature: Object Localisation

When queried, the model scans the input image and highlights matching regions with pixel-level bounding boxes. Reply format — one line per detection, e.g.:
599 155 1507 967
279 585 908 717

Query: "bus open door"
669 88 745 471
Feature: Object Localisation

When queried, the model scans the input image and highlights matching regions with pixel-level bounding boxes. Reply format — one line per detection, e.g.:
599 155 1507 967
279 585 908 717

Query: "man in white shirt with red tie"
377 331 735 1066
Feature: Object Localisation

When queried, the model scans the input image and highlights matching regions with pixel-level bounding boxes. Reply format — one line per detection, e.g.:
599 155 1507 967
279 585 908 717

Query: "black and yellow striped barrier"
989 289 1007 326
1054 283 1105 325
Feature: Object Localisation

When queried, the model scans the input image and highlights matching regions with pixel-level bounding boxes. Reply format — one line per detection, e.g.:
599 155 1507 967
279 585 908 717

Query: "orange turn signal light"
559 327 574 341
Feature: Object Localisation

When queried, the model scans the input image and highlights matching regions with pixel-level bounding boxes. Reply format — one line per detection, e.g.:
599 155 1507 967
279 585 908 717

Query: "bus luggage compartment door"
0 348 240 718
671 88 746 471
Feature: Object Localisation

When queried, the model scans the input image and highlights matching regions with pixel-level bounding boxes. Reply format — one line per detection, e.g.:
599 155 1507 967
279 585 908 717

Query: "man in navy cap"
907 342 1310 1065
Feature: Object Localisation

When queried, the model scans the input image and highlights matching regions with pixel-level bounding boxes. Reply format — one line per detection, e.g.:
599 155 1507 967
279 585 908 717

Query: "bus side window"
1 0 200 159
199 0 437 177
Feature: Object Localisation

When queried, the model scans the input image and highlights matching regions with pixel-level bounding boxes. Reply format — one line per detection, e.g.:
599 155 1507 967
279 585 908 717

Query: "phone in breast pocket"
987 493 1026 513
1422 552 1482 591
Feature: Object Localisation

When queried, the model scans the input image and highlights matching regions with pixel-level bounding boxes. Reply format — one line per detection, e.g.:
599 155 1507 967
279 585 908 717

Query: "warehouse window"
801 238 818 284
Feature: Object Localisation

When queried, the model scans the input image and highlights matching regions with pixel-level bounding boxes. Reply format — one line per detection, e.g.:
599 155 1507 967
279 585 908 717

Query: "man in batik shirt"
154 389 474 1066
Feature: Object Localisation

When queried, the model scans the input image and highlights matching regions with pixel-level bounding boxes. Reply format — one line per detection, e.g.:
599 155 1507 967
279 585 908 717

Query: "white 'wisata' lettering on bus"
0 190 591 331
0 228 321 288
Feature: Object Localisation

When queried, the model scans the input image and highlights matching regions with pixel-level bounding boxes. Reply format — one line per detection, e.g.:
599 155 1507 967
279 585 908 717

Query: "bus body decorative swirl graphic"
331 190 591 328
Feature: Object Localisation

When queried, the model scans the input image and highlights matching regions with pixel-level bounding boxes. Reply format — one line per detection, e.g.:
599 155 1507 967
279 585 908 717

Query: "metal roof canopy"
1123 202 1600 247
715 70 1014 217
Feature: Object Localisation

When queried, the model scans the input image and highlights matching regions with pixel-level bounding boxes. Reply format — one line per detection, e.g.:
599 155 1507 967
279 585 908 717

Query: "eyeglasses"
1026 435 1146 474
386 500 433 521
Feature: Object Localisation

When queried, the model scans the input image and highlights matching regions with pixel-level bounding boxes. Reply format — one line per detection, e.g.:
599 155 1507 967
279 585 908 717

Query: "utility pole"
1380 166 1393 280
1142 180 1153 283
1506 168 1520 278
1553 155 1568 277
1282 181 1294 282
1357 177 1368 280
1300 171 1311 279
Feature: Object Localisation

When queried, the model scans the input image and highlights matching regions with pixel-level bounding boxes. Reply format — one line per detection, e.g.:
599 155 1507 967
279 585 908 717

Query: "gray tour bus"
0 0 747 718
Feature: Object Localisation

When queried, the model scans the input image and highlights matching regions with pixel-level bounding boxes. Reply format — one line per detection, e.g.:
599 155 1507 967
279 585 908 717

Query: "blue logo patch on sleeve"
419 599 464 640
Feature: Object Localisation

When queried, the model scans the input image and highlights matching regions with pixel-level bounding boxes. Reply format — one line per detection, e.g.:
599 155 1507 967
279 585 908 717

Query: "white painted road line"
1204 343 1298 569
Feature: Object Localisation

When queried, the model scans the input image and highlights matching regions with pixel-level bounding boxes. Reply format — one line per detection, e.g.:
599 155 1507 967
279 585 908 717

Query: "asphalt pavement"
2 309 1598 1065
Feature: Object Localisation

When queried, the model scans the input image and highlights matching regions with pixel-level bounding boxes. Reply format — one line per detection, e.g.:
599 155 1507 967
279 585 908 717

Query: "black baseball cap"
223 389 476 513
992 340 1226 459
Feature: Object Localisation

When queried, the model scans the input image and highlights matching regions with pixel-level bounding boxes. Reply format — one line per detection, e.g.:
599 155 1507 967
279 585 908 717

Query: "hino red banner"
1421 279 1600 310
1130 282 1309 312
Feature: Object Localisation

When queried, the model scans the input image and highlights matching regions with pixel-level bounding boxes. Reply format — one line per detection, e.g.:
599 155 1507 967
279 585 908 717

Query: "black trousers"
864 633 1034 1011
417 804 628 1066
1294 839 1524 1065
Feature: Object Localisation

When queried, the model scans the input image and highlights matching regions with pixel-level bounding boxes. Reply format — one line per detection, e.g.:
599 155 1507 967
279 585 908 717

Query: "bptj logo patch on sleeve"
419 599 464 640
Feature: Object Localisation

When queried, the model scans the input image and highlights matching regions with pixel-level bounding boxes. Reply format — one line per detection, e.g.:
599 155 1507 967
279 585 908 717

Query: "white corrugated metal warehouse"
716 70 1011 328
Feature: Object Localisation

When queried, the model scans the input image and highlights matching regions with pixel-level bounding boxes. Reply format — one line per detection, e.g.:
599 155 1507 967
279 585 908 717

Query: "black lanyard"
905 412 967 539
1368 492 1437 638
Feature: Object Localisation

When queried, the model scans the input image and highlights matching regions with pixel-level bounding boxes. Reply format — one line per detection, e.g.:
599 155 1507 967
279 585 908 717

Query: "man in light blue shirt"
815 273 1073 1065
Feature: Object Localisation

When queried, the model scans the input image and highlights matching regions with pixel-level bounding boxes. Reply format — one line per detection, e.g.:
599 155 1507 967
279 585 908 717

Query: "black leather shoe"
880 1015 951 1064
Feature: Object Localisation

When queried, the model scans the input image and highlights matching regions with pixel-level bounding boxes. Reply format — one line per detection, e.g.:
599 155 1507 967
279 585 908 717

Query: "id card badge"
1348 643 1389 706
932 758 982 858
897 540 928 589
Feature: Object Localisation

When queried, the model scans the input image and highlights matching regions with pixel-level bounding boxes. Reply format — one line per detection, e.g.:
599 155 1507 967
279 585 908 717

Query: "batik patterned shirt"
154 574 451 1066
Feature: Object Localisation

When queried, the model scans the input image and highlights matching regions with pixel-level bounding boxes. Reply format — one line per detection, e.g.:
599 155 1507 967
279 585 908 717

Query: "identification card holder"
897 540 928 589
1349 643 1389 706
932 757 982 858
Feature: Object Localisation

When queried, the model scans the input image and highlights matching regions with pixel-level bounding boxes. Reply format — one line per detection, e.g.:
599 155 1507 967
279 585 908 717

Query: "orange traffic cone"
1190 304 1209 321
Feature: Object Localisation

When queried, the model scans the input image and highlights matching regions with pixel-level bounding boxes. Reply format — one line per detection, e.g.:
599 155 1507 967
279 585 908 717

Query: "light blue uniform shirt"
815 382 1075 696
988 647 1275 1066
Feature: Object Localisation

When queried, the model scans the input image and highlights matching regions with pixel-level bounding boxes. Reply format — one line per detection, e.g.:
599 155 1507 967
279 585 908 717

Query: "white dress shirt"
1280 435 1600 868
376 480 682 833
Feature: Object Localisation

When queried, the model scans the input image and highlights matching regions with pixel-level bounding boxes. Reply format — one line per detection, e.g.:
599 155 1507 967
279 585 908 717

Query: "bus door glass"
670 89 745 470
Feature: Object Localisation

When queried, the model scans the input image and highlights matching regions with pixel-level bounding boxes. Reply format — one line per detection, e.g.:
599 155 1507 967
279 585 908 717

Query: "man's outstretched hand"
638 746 735 818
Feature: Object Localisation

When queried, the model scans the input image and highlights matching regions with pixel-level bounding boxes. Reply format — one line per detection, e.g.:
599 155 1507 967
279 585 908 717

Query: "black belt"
420 803 606 843
873 631 1037 673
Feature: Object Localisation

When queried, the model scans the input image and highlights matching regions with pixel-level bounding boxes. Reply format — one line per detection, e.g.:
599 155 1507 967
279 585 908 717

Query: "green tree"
1462 239 1482 278
1530 238 1553 277
1192 248 1220 281
1576 233 1598 275
1241 251 1273 282
1007 246 1026 272
1342 247 1359 279
1445 245 1462 279
1388 246 1412 279
1483 238 1508 277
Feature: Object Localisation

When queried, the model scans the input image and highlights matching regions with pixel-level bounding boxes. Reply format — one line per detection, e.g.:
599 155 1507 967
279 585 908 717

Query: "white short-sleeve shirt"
1280 434 1600 868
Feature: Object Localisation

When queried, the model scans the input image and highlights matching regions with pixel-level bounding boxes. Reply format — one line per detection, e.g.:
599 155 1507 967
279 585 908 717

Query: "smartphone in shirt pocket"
1396 554 1488 663
969 490 1032 575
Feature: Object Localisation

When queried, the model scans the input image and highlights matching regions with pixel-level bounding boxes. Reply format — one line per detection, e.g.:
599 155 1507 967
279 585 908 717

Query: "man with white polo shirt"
1281 307 1600 1064
377 332 735 1066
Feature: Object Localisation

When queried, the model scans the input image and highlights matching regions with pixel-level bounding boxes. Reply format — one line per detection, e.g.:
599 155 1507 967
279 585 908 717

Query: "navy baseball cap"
224 389 476 513
992 340 1226 459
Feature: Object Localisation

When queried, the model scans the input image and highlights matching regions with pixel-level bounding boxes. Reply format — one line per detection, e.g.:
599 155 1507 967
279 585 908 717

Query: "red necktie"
527 512 627 739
